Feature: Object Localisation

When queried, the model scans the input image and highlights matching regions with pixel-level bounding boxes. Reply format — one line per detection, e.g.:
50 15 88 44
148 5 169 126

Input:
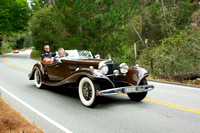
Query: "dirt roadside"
0 96 44 133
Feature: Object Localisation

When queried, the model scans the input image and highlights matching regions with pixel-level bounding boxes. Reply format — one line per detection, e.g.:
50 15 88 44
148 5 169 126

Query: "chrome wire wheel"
82 82 92 101
78 77 98 107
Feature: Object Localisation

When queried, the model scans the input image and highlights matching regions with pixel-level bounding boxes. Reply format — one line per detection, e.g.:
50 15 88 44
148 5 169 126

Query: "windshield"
78 50 93 58
64 50 93 59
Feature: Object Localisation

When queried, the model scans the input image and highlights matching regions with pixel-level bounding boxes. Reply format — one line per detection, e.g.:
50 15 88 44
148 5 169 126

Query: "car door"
45 62 65 81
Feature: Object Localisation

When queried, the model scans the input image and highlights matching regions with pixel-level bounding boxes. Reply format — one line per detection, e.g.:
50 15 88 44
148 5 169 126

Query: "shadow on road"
38 84 146 108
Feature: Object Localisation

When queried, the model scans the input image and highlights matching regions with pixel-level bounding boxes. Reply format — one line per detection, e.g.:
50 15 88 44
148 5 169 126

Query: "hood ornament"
108 54 112 60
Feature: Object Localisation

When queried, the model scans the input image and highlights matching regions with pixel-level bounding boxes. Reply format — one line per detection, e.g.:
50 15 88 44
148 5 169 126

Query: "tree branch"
130 24 145 48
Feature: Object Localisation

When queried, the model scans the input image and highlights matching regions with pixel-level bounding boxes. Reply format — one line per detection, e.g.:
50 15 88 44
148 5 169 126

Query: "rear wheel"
78 77 99 107
127 78 148 102
34 68 44 89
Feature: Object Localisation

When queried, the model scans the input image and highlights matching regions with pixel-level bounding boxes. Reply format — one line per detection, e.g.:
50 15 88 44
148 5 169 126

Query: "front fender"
67 68 115 88
124 66 149 85
29 63 45 81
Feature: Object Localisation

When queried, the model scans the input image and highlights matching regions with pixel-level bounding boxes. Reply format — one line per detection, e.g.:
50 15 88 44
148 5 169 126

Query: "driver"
41 45 56 64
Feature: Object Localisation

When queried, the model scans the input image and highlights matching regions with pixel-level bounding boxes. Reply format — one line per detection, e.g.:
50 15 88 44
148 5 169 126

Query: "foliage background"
0 0 31 53
1 0 200 81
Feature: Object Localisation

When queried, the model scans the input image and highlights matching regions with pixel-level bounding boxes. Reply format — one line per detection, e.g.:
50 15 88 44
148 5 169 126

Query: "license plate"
122 87 136 93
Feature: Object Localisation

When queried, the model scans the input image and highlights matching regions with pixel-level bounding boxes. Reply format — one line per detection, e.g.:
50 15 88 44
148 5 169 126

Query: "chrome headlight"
120 63 129 74
98 63 109 75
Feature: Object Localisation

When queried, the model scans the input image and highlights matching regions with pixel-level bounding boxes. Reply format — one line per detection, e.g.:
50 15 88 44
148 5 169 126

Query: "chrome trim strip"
43 72 93 86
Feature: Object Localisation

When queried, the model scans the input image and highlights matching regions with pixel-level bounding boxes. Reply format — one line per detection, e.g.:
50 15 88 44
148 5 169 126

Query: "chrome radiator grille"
106 63 119 87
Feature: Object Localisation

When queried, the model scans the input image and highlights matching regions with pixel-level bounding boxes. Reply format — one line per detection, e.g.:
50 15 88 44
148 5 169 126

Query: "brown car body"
29 59 148 88
29 50 154 107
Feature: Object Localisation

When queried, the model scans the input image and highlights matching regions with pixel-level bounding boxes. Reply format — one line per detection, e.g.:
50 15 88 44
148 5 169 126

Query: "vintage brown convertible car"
29 50 154 107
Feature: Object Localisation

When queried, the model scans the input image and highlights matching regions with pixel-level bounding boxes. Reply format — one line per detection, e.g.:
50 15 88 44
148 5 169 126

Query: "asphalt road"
0 50 200 133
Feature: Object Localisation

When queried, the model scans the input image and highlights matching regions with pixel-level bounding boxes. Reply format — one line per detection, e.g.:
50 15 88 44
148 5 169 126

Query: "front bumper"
97 85 154 96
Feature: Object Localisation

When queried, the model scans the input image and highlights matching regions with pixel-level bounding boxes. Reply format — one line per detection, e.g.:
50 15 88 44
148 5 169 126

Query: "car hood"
60 58 112 69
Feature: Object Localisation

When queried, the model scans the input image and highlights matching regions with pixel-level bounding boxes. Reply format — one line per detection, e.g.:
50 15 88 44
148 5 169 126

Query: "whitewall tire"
78 77 98 107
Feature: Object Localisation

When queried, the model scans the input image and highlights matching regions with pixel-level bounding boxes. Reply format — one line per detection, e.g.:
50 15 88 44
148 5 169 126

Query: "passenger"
58 47 66 58
41 45 56 64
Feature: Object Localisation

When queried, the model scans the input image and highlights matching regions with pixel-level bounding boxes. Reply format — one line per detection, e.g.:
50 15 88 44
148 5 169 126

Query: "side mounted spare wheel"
34 67 45 89
78 77 99 107
127 78 148 102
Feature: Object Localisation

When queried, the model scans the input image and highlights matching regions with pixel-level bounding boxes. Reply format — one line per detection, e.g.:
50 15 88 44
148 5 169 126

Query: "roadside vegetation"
1 0 200 83
30 50 41 61
0 96 43 133
0 0 32 54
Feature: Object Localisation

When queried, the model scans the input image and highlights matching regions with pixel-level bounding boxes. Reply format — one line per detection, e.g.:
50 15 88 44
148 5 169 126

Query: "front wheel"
127 78 148 102
78 77 98 107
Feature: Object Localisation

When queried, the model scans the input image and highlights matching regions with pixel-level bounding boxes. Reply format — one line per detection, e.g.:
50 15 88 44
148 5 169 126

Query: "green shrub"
30 50 41 61
137 25 200 80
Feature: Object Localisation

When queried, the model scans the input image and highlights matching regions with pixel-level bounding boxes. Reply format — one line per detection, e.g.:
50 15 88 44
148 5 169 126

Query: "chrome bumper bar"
97 85 154 96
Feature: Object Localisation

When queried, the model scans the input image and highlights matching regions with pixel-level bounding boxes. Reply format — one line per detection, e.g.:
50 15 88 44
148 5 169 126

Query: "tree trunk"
47 0 51 6
134 43 137 58
197 0 199 7
161 0 166 23
141 0 146 40
0 35 2 53
47 0 55 6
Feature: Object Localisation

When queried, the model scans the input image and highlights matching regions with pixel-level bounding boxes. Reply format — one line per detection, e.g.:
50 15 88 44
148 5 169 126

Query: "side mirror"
55 55 59 58
55 51 59 58
95 54 100 59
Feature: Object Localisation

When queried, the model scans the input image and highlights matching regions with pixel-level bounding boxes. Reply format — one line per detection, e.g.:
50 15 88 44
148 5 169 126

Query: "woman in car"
58 47 66 58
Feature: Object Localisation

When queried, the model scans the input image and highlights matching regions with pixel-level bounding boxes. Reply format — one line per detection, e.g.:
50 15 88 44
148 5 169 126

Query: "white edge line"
148 81 200 90
0 86 72 133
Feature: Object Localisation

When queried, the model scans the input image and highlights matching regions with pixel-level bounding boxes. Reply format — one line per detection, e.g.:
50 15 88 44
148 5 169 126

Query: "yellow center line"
2 54 32 71
145 97 200 112
122 93 200 114
144 98 200 114
2 54 200 114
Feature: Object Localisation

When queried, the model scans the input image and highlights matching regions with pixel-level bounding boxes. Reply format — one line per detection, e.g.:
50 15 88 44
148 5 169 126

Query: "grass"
0 97 44 133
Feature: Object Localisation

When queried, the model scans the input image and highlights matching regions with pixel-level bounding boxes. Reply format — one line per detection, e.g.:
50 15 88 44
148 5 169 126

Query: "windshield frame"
61 50 94 59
